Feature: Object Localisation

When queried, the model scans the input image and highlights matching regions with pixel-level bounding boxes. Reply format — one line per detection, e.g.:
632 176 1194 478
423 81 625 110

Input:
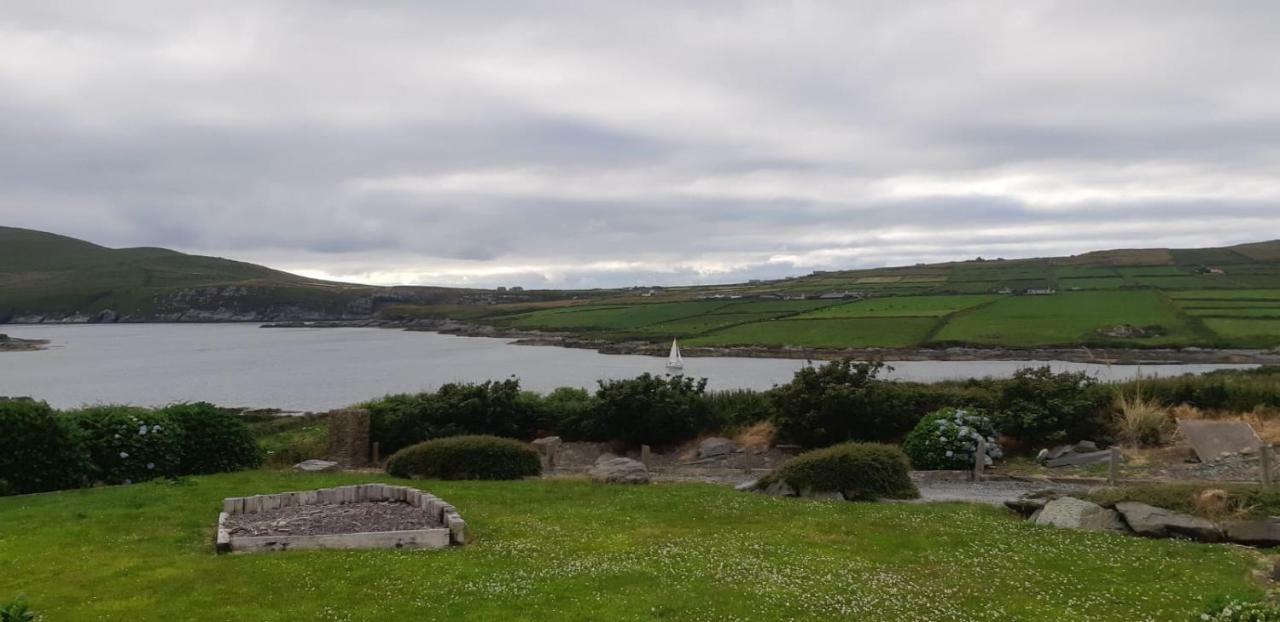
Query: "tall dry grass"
1114 388 1172 447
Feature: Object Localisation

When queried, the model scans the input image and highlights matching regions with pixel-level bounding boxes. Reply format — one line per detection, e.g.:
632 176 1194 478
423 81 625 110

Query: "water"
0 324 1258 411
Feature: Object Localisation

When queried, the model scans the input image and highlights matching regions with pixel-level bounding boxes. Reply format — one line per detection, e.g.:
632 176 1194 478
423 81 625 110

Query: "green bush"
770 360 911 447
365 379 539 454
766 442 918 501
163 403 262 474
67 406 183 485
704 389 775 432
994 367 1111 443
902 407 1002 470
536 387 597 440
385 435 541 480
0 399 90 495
591 374 711 446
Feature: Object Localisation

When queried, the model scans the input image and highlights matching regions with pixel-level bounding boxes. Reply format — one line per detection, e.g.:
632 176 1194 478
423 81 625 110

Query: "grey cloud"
1 1 1279 288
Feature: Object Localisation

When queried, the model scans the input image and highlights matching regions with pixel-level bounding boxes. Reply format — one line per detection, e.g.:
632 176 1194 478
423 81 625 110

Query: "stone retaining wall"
216 484 465 554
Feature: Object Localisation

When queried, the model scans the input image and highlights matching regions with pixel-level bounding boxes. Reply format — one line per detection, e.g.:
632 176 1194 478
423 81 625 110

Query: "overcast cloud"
2 1 1278 288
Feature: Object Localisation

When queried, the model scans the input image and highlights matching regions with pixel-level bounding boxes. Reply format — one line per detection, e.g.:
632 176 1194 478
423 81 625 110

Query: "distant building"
996 287 1014 295
1024 288 1057 295
1207 267 1225 275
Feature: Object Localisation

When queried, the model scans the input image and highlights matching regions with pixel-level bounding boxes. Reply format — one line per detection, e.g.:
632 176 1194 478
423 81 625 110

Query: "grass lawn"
1201 318 1280 347
686 317 938 348
931 291 1202 347
0 472 1263 621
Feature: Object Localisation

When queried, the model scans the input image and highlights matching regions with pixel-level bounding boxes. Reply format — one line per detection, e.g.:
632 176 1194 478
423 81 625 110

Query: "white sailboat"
665 338 684 373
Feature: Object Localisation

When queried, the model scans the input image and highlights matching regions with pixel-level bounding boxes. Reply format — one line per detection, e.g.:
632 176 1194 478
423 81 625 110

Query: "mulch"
224 501 440 537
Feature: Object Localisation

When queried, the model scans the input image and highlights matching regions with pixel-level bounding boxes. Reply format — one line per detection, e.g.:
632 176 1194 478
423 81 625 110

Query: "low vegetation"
385 435 541 480
0 471 1262 620
765 442 919 501
1085 483 1280 521
902 407 1001 471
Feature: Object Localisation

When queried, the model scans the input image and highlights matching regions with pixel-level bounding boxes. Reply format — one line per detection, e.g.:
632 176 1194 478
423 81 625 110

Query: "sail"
667 338 683 367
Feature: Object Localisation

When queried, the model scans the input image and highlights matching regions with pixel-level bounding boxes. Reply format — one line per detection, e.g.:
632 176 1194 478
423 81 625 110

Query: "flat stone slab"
1045 450 1114 468
1178 419 1261 463
1034 497 1129 534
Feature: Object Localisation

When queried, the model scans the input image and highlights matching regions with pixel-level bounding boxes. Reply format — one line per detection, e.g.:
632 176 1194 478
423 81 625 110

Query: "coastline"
259 318 1280 366
0 334 48 352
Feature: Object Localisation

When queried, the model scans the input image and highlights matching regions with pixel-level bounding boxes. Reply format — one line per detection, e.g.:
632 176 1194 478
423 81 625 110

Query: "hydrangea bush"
68 406 182 485
902 407 1002 470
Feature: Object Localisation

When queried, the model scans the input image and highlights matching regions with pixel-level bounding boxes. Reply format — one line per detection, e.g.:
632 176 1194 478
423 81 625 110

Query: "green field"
1201 318 1280 347
0 472 1260 620
686 317 938 348
931 291 1200 347
796 295 997 319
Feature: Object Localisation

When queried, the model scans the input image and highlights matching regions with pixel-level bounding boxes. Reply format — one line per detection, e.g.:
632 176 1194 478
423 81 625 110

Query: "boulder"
588 457 650 485
734 479 761 492
531 436 562 447
698 437 736 459
1115 502 1221 542
293 459 340 473
1074 440 1100 453
1005 496 1052 517
1034 497 1129 534
763 479 797 497
1045 449 1115 468
1221 519 1280 547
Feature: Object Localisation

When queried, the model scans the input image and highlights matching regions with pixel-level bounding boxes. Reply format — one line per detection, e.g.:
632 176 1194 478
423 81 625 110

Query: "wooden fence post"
641 444 651 467
1262 445 1273 488
1108 447 1120 485
973 436 986 482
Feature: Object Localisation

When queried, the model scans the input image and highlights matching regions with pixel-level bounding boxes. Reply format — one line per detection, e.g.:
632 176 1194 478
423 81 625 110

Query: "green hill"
0 226 392 322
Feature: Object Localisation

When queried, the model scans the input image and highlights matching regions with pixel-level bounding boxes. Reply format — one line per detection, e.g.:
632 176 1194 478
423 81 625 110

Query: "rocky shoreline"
259 318 1280 365
0 334 48 352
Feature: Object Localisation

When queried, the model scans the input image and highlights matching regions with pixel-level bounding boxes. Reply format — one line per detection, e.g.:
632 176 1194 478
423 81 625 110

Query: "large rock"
763 479 797 497
734 478 760 492
698 437 736 459
1045 450 1115 468
1115 502 1221 542
1222 519 1280 547
293 459 340 473
1034 497 1129 534
589 457 650 485
531 436 562 448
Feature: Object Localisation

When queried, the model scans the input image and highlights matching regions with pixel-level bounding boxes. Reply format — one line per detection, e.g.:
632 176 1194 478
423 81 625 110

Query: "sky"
2 1 1279 289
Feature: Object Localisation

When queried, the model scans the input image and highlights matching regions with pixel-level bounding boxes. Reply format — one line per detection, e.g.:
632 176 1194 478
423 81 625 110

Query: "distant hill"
0 227 453 322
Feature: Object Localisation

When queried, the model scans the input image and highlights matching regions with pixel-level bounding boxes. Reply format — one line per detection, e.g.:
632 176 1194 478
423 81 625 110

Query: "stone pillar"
327 408 371 467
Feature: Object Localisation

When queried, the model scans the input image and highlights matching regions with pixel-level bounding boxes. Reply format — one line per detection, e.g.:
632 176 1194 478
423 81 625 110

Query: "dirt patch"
223 500 439 537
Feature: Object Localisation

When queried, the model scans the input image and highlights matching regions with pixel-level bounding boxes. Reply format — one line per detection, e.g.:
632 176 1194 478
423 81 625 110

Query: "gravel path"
912 480 1093 506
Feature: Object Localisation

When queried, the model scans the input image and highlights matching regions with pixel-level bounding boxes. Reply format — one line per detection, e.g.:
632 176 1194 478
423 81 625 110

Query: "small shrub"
767 442 918 501
592 374 711 447
1114 389 1172 447
704 389 775 432
67 406 183 485
1196 597 1280 621
163 403 263 474
0 596 35 622
386 435 541 480
0 399 91 495
902 407 1002 470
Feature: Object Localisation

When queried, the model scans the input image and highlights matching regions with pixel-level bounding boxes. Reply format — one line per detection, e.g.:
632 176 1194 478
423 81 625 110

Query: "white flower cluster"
933 408 1003 465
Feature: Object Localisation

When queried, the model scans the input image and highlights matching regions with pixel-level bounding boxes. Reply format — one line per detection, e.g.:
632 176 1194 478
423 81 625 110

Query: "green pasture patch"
632 313 779 337
1115 266 1191 277
686 317 937 348
796 295 997 319
1056 277 1127 290
931 291 1202 347
0 472 1261 621
711 299 841 314
1202 318 1280 347
1168 290 1280 301
502 301 731 330
1126 275 1235 289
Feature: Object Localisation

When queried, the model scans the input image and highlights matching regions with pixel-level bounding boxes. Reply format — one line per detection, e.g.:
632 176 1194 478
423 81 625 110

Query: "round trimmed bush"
386 435 541 480
0 399 91 495
767 442 918 501
163 402 263 474
902 407 1003 471
67 406 183 485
